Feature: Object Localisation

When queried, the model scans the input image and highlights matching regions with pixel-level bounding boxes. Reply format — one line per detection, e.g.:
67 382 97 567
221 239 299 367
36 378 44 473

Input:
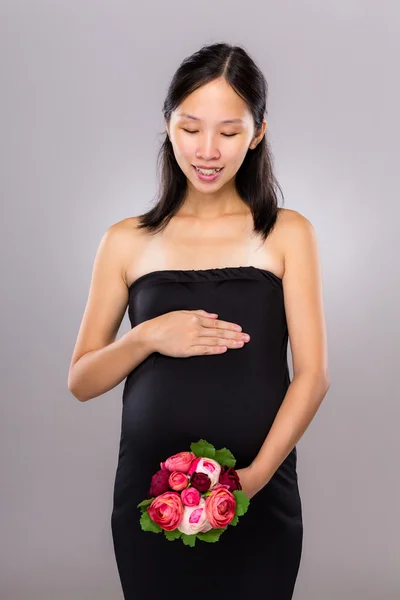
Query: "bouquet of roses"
137 439 250 546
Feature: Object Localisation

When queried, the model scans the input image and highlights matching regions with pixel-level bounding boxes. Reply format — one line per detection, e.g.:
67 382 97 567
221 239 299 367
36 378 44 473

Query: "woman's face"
166 78 266 191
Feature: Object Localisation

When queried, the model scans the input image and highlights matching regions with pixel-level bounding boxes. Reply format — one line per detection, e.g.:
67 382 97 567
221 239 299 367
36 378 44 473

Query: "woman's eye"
182 129 237 137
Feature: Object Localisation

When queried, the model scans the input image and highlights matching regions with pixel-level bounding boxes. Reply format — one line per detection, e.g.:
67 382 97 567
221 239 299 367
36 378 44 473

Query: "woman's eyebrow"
178 112 245 124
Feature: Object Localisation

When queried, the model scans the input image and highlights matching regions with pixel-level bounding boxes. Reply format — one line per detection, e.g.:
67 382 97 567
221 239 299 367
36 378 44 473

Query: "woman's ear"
249 120 267 149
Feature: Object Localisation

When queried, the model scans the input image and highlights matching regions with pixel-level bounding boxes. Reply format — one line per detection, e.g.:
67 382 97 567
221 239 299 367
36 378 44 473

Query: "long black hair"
136 42 284 242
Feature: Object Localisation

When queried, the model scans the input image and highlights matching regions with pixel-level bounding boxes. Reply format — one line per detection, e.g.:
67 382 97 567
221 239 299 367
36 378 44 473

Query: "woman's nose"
196 138 220 160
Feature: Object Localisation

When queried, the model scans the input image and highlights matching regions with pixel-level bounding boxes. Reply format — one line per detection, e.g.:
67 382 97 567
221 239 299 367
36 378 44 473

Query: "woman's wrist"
130 319 156 356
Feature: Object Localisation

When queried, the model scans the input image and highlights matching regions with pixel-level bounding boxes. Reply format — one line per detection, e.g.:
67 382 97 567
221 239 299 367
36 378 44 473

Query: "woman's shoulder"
277 207 312 229
105 215 148 243
107 215 142 232
273 208 316 264
97 216 149 287
97 216 144 263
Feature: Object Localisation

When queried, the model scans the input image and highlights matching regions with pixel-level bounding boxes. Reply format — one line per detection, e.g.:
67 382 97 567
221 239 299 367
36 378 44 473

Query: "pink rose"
169 471 189 491
188 457 221 488
147 468 171 498
181 486 201 507
177 497 212 535
161 451 196 474
148 491 184 531
187 456 202 475
205 484 236 528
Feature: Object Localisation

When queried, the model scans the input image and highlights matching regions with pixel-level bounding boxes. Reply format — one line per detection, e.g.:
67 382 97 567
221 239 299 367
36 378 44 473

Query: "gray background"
1 1 399 598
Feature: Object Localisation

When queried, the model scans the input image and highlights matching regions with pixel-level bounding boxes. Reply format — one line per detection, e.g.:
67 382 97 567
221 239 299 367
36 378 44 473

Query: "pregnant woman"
68 42 330 599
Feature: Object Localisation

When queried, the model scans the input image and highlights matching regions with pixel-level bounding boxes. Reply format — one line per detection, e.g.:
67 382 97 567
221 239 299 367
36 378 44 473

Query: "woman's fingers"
197 314 243 332
187 310 250 350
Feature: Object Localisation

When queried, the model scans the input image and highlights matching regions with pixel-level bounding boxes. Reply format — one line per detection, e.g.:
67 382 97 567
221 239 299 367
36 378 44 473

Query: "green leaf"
181 533 197 547
214 447 236 468
190 439 216 459
139 510 162 533
164 528 182 541
196 527 227 543
137 498 153 510
232 490 250 516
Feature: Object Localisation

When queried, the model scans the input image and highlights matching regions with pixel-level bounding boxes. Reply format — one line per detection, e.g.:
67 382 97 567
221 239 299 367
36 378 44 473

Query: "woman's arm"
68 323 152 402
249 211 330 489
67 221 152 402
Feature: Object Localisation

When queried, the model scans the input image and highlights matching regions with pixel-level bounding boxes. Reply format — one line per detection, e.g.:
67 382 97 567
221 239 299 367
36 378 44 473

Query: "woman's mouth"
192 165 224 182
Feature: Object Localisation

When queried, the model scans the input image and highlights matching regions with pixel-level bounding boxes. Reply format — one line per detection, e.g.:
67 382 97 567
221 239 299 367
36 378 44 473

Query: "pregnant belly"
120 351 289 468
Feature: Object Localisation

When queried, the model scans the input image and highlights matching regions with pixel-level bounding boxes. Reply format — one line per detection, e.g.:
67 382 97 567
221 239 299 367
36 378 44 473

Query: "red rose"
147 468 171 498
218 466 242 492
190 472 211 493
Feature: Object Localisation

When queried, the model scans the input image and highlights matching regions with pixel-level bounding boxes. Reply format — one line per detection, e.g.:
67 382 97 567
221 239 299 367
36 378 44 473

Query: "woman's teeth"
195 167 222 175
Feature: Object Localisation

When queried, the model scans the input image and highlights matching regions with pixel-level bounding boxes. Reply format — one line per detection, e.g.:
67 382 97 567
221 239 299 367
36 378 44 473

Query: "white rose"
193 457 221 489
177 497 211 535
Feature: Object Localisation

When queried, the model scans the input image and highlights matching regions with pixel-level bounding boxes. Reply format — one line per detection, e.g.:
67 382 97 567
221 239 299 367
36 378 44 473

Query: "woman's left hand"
234 466 262 500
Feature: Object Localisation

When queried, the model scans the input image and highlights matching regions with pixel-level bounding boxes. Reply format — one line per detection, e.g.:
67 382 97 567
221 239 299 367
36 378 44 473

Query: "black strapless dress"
111 266 303 599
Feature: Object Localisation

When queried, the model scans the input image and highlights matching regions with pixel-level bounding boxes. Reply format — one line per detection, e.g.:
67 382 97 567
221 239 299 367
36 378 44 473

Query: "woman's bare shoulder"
106 216 151 282
277 207 312 228
276 208 320 281
106 215 149 245
109 215 144 233
271 208 313 260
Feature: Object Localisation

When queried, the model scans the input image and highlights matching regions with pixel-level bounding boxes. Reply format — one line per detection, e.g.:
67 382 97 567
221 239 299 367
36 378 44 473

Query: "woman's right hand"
140 309 251 358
